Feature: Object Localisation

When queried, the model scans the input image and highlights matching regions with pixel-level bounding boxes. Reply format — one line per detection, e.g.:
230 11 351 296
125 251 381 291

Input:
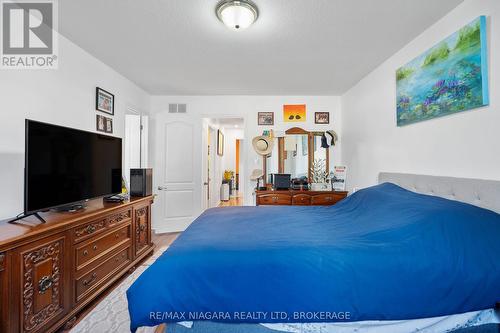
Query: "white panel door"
154 119 197 232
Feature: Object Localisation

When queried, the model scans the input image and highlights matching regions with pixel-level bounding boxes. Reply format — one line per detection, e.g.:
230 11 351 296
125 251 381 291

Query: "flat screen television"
24 119 122 215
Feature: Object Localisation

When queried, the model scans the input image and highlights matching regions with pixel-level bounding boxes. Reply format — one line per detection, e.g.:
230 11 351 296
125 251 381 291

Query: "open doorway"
202 117 245 209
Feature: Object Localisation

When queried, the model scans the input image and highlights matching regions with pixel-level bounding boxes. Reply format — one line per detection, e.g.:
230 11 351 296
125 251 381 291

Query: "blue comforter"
127 183 500 331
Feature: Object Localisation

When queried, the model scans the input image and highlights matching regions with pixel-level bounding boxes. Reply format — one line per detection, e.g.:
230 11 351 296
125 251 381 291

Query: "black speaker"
130 168 153 197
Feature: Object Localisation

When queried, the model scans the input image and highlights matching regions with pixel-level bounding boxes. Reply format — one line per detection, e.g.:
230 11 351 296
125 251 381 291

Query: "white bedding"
156 309 499 333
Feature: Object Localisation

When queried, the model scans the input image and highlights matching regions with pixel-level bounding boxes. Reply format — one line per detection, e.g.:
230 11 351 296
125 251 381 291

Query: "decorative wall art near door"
396 16 488 126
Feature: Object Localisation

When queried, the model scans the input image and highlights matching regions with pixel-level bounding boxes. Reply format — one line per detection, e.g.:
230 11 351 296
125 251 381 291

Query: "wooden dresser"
256 190 348 206
0 196 154 333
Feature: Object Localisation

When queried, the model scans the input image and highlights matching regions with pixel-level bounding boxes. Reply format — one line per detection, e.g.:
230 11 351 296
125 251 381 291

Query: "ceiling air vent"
168 104 177 113
177 104 187 113
168 103 187 113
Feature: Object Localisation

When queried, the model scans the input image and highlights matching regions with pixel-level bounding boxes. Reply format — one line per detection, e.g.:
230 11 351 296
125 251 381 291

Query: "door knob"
203 182 209 186
158 186 167 191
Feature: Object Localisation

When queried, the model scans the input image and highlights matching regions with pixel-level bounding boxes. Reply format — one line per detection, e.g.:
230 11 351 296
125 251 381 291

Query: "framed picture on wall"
105 117 113 134
96 115 113 134
96 115 106 132
217 130 224 156
315 112 330 124
283 104 306 122
258 112 274 125
96 87 115 115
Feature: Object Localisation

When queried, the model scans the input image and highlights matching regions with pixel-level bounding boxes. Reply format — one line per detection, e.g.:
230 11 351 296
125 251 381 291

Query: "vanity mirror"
262 127 330 185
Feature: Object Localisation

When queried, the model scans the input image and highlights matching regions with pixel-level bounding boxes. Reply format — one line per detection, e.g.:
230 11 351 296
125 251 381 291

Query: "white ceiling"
59 0 463 96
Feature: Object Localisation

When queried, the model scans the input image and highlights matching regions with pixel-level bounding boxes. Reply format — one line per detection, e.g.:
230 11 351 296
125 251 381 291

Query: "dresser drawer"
73 218 107 244
75 246 132 302
107 209 132 228
257 194 292 205
310 193 343 205
73 208 132 244
292 194 311 205
75 223 131 271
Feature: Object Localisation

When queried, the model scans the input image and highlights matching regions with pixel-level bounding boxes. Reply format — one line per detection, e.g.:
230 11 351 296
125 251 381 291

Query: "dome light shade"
216 0 258 30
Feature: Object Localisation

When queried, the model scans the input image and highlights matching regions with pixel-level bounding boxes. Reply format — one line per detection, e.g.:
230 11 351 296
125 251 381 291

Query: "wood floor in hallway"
219 193 244 207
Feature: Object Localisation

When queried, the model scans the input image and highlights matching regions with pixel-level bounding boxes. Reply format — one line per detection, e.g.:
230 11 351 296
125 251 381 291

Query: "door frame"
201 120 218 210
124 106 148 190
200 116 246 210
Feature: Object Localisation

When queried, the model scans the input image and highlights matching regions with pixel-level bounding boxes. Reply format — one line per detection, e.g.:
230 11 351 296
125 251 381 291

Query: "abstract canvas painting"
396 16 488 126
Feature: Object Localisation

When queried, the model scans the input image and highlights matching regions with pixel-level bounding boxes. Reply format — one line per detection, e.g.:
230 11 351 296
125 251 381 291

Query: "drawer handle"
115 233 120 239
38 275 53 294
86 225 96 234
92 245 98 251
83 249 88 256
83 273 97 287
325 197 332 200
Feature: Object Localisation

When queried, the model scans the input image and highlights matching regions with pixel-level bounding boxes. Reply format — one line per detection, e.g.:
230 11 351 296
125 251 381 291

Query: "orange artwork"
283 104 306 122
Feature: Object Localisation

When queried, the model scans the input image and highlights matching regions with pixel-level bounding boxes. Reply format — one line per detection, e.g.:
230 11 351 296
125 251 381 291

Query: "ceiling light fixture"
216 0 258 31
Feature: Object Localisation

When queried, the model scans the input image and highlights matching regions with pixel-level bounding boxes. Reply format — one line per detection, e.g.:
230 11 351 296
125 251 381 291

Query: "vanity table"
257 126 347 206
255 189 348 206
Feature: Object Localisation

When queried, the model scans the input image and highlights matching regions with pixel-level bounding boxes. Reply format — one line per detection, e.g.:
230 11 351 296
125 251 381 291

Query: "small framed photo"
96 115 113 134
105 117 113 134
217 130 224 156
96 87 114 115
315 112 329 124
258 112 274 126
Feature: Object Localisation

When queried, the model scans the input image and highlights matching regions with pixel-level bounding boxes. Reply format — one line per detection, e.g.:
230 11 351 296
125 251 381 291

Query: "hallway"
219 191 244 207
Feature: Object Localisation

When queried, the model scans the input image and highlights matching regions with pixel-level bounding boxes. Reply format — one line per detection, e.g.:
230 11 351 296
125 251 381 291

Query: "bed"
127 173 500 333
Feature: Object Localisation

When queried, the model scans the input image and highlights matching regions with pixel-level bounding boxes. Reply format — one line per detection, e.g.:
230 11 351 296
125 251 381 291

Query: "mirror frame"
262 127 330 184
310 131 330 178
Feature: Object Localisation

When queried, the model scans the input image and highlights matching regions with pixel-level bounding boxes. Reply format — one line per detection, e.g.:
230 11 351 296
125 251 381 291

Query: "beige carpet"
70 247 168 333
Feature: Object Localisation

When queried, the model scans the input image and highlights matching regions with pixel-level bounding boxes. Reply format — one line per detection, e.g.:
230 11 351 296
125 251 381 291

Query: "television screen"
25 120 122 213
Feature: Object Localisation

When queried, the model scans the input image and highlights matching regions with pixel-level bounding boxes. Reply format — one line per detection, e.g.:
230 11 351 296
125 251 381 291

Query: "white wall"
0 34 150 219
341 0 500 191
150 96 342 219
